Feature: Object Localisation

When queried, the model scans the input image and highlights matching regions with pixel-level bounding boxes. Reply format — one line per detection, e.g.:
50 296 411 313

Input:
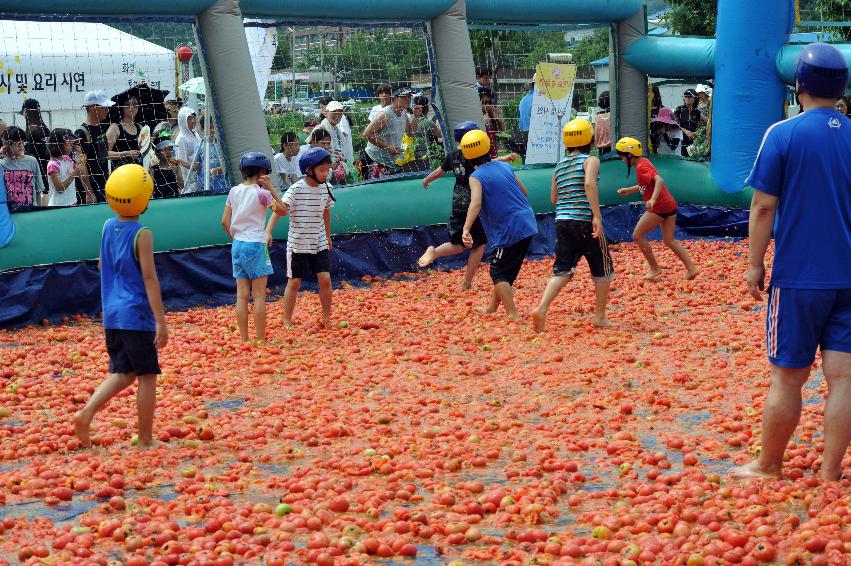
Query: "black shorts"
287 249 331 279
490 236 532 286
554 220 615 281
105 329 161 376
448 216 488 248
653 209 678 219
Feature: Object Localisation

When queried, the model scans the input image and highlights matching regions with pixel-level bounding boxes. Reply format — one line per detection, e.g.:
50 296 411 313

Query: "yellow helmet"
615 137 643 157
459 129 490 160
562 118 593 148
106 164 154 217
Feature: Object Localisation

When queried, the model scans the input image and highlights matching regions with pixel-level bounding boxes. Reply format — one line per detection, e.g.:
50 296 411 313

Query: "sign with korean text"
525 63 577 165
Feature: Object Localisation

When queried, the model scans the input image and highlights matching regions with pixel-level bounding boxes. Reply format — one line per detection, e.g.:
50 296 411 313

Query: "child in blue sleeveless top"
531 119 613 333
74 164 168 449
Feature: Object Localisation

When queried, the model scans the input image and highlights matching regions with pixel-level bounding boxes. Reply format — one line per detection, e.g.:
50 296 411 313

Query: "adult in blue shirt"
518 75 535 132
732 43 850 482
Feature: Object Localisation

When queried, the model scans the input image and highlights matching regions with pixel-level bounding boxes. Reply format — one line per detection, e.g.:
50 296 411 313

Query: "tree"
799 0 851 41
272 34 292 70
664 0 717 36
570 29 610 67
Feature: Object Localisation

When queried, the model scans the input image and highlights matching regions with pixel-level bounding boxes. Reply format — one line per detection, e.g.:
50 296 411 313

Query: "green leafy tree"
272 35 292 70
665 0 717 36
570 29 610 67
799 0 851 41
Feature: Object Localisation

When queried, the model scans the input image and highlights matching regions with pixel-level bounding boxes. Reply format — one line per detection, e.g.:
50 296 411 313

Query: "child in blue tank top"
74 164 168 450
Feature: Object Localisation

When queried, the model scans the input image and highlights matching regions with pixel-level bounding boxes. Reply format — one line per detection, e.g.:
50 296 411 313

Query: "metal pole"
320 30 325 96
290 27 296 105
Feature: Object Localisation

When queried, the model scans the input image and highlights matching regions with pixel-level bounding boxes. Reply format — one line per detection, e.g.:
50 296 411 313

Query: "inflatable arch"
1 0 849 326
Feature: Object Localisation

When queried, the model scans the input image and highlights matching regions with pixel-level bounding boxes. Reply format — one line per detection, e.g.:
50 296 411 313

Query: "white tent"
0 20 176 129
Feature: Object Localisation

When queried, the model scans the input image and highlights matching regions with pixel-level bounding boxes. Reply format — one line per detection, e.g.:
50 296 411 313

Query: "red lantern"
177 45 194 63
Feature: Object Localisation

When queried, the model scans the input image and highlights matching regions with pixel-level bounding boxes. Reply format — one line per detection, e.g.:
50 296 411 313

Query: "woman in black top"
21 98 51 183
674 89 702 157
106 95 142 168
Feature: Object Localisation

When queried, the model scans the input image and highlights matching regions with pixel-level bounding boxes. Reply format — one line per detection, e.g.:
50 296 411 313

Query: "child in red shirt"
615 137 699 280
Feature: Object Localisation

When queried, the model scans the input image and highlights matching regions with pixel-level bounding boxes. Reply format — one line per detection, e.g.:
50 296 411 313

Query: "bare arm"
515 175 529 197
583 156 604 238
106 124 138 160
265 204 288 245
221 204 232 238
462 177 484 248
324 207 332 251
550 171 558 206
617 184 640 196
648 174 665 208
746 189 778 300
497 153 519 163
422 166 445 189
136 229 168 349
364 114 399 154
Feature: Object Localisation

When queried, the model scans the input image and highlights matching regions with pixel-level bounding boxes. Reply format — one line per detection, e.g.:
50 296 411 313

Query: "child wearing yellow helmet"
74 163 168 449
615 137 699 281
459 129 537 321
531 119 614 333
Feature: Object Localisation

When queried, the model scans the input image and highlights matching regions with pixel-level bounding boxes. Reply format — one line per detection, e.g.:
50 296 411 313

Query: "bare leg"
531 274 572 333
251 276 268 341
461 245 486 290
730 365 810 478
494 281 519 321
317 272 333 327
235 279 251 341
592 279 612 327
418 242 465 267
282 278 301 328
660 215 699 280
74 373 136 448
632 212 663 279
136 374 157 447
476 286 501 315
821 350 851 481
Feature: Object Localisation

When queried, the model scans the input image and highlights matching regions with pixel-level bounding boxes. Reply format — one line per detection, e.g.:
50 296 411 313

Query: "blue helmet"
299 147 331 175
795 43 848 99
239 151 272 172
453 120 479 143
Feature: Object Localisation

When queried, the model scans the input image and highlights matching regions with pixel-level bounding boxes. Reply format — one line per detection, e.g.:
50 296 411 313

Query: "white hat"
695 84 712 95
82 90 116 108
326 101 344 112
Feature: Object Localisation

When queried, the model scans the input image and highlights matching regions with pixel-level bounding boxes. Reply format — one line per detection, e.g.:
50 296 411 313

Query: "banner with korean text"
525 63 577 165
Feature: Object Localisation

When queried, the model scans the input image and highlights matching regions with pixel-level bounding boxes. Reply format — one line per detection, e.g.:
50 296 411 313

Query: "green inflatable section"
0 158 751 271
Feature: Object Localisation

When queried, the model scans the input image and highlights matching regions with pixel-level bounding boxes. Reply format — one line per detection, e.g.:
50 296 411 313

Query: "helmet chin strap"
307 167 336 202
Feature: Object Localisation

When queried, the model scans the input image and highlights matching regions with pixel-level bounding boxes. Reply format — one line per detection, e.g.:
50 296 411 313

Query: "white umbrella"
179 77 207 96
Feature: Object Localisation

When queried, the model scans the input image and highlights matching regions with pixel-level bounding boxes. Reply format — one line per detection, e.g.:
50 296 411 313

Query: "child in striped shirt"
531 119 614 332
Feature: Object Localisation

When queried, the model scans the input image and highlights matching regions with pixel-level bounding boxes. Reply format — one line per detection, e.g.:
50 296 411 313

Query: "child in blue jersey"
74 164 168 449
459 129 537 321
222 152 287 342
532 119 613 332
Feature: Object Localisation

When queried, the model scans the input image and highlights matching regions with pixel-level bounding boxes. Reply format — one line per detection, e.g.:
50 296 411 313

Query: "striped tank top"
554 153 593 222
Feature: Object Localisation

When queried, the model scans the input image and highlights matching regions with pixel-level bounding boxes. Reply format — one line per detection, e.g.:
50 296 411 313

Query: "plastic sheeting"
466 0 643 23
0 174 13 249
616 9 647 146
776 43 851 85
240 0 455 20
196 0 275 185
0 204 748 328
711 0 794 194
430 0 483 134
624 36 716 78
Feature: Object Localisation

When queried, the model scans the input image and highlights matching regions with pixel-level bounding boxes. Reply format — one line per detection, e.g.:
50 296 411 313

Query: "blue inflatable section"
0 204 747 328
0 175 14 249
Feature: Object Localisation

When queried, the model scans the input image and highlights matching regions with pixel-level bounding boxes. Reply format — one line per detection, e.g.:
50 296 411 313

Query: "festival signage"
525 62 577 165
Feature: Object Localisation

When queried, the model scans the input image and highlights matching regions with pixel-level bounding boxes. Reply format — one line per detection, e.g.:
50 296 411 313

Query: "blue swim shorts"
231 240 273 280
766 286 851 368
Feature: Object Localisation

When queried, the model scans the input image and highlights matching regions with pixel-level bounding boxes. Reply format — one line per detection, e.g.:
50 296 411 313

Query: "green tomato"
274 503 293 516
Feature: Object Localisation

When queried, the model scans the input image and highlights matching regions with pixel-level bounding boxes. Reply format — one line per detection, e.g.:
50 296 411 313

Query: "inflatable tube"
624 36 715 78
711 0 793 194
616 8 647 145
0 174 14 248
239 0 456 21
430 0 483 133
465 0 643 23
197 0 275 182
776 43 851 85
0 0 215 16
0 159 751 273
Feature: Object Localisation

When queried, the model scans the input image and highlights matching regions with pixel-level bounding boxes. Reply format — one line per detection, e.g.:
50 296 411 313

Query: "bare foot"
137 438 166 450
507 313 521 322
320 317 331 329
475 305 497 315
418 246 437 268
592 316 612 328
642 269 662 281
531 309 546 333
283 320 294 329
460 282 473 291
729 461 781 480
685 267 700 281
74 411 92 448
817 469 844 483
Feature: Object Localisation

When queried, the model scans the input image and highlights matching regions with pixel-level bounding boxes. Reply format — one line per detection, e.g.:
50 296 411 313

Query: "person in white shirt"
265 147 335 329
652 107 684 156
321 101 354 163
273 132 302 186
46 129 84 207
174 106 198 189
368 83 393 122
221 152 287 342
363 87 417 177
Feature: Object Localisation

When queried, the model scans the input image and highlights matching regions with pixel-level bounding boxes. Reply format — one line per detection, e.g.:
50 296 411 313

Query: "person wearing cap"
673 88 701 157
695 84 712 124
75 90 116 203
731 43 851 482
651 107 683 156
151 138 184 199
320 100 354 164
45 129 85 207
2 125 47 210
363 86 417 178
20 98 51 183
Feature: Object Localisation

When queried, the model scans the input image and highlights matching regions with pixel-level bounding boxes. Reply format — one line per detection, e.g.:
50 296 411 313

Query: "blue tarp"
0 204 748 328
